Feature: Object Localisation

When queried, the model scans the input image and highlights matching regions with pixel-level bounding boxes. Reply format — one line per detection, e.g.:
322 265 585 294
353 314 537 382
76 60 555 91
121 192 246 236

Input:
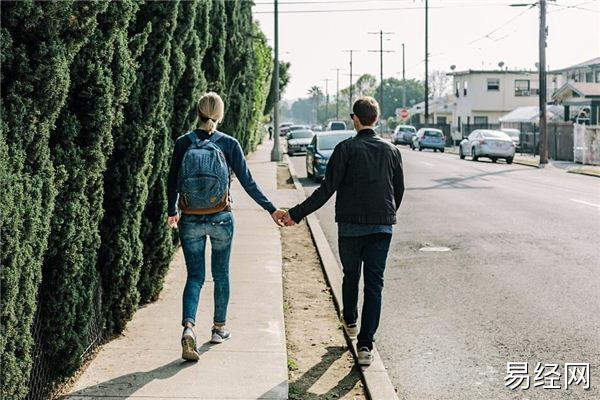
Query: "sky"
252 0 600 101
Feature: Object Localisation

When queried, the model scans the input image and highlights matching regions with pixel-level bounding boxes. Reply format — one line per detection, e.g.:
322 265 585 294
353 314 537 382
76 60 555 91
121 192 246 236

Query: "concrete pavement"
290 146 600 399
65 141 297 399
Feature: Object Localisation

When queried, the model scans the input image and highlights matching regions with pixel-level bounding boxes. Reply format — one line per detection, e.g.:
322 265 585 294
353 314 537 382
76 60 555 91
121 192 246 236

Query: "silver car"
459 129 516 163
286 129 314 155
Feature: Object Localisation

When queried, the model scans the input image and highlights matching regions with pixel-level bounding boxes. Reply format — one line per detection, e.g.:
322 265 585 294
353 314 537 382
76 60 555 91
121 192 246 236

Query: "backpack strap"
209 131 223 143
188 130 199 146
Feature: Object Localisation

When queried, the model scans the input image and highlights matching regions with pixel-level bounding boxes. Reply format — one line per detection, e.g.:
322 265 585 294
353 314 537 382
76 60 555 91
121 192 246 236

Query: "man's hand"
167 215 179 229
282 212 296 226
271 209 287 227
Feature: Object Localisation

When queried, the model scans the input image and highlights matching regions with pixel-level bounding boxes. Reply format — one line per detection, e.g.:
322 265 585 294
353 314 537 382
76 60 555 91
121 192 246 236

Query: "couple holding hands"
167 93 404 366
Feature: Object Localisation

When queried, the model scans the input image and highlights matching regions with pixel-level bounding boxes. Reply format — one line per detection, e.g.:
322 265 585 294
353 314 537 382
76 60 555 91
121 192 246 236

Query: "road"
288 144 600 399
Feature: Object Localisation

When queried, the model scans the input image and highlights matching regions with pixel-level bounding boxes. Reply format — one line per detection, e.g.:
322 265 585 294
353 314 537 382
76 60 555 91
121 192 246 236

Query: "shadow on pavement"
64 358 195 398
407 167 525 191
288 345 362 400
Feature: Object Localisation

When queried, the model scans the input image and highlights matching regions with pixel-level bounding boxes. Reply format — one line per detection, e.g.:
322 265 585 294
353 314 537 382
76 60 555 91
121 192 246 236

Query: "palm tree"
307 85 323 124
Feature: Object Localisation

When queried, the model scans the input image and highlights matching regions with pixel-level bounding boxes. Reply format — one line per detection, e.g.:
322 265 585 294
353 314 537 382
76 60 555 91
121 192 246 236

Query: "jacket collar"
357 128 376 136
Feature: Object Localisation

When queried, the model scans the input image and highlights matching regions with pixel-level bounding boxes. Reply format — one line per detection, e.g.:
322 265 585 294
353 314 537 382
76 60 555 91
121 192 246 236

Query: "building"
552 82 600 125
551 57 600 86
447 69 560 135
408 95 456 125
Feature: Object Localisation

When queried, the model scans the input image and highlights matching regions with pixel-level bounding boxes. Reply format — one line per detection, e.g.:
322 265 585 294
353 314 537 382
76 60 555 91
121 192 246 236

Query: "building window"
474 116 488 125
464 81 468 96
596 70 600 83
487 78 500 91
437 116 447 124
455 81 460 97
585 71 593 82
515 79 530 96
458 116 461 132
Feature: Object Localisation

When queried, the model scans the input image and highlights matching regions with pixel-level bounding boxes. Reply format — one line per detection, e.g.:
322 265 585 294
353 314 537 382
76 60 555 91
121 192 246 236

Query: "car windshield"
483 131 510 139
502 130 520 138
398 127 415 133
318 133 352 150
424 130 442 137
290 125 306 131
290 130 313 139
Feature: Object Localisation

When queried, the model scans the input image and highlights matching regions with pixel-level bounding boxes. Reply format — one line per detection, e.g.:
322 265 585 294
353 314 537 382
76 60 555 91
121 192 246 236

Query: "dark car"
305 130 355 181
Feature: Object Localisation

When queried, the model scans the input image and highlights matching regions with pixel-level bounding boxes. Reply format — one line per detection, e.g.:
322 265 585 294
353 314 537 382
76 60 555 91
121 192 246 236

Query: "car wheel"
410 143 415 150
434 149 438 152
440 148 445 153
419 145 423 151
471 147 478 161
491 157 497 163
459 147 465 159
506 157 513 164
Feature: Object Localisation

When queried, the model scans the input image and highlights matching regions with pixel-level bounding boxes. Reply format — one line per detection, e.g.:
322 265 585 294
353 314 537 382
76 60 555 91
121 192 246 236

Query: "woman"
166 92 286 361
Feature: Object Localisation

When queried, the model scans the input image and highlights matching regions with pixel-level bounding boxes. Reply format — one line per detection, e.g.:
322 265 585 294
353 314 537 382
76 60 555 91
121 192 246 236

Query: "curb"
567 168 600 178
284 155 399 400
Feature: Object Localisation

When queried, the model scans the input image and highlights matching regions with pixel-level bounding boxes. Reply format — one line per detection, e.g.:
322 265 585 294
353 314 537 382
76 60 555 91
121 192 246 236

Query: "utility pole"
402 43 406 108
270 0 281 161
425 0 429 124
331 68 343 120
369 30 394 118
344 50 359 112
539 0 548 165
322 78 330 122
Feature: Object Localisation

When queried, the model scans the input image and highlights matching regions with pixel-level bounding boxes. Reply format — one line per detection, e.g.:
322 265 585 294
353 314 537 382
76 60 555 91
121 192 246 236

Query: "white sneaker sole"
181 335 200 361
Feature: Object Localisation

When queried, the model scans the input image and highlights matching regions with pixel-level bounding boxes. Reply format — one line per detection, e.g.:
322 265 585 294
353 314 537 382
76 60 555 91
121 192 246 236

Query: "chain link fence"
26 286 104 400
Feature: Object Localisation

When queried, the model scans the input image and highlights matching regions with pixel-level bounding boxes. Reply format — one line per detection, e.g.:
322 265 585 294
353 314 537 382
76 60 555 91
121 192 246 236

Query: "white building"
447 69 560 134
551 57 600 86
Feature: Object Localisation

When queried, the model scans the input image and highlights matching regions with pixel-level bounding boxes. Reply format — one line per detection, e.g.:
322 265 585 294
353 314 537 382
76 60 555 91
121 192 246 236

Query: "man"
283 96 404 366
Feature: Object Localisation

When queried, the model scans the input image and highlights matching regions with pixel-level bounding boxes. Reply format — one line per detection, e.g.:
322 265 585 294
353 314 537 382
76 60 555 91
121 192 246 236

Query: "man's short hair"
352 96 380 126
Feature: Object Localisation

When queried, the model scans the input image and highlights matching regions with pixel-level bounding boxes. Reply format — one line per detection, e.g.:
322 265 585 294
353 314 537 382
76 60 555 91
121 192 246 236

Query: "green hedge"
0 0 277 398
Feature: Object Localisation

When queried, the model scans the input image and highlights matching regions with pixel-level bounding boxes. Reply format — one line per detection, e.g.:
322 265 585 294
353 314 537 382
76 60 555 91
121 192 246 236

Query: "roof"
551 57 600 73
410 96 456 115
499 105 563 123
447 69 538 77
317 130 355 136
553 82 600 102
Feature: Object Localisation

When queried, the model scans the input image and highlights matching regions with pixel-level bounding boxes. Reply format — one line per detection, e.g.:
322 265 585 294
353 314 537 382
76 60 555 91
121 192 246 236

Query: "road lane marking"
420 161 434 167
570 198 600 209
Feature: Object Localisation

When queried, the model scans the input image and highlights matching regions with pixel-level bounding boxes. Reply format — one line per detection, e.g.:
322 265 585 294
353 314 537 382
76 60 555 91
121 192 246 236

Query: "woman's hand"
167 215 179 229
271 209 287 227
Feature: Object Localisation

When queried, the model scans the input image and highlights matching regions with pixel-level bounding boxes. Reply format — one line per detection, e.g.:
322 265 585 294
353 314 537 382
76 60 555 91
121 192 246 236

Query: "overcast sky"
252 0 600 101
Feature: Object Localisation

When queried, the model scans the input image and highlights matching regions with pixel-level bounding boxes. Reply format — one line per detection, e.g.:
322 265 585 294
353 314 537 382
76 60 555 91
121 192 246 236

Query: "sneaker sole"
181 336 200 361
358 356 373 366
210 333 231 344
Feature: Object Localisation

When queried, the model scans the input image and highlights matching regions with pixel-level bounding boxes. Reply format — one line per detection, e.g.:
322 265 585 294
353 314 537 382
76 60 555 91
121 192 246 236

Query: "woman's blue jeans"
179 211 234 326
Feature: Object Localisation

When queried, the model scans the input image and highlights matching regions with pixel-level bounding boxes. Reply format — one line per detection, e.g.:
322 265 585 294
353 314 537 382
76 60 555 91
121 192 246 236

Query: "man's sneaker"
210 326 231 344
357 347 374 366
340 314 358 339
181 328 200 361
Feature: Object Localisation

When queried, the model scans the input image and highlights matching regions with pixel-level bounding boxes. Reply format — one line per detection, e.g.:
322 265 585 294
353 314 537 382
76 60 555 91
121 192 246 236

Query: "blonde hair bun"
197 92 225 132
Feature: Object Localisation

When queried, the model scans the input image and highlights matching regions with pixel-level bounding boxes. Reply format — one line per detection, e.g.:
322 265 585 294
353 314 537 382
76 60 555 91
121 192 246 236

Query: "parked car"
279 122 293 136
326 120 347 131
411 128 445 152
392 125 417 145
459 129 515 163
501 128 521 151
311 124 323 131
286 129 314 156
306 130 354 181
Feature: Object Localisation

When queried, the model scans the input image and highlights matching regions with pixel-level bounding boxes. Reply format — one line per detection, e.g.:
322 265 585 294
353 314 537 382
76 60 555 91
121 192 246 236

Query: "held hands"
166 214 179 229
271 209 297 227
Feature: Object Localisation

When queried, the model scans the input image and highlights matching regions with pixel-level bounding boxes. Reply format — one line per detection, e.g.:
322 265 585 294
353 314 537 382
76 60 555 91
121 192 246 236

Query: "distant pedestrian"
268 125 273 140
282 96 404 366
167 92 286 361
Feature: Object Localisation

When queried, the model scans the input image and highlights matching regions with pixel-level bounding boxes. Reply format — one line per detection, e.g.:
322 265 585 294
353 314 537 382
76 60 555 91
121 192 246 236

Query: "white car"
459 129 516 163
286 129 314 155
392 125 417 145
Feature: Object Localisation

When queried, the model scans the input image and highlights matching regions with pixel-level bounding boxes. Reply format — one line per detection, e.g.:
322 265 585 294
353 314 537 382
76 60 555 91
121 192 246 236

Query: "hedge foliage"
0 1 277 397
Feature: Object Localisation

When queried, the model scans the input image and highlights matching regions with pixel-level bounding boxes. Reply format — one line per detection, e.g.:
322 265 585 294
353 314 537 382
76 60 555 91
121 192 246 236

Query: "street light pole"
402 43 406 108
322 78 330 122
425 0 429 124
331 68 342 120
539 0 548 165
270 0 281 161
344 50 359 112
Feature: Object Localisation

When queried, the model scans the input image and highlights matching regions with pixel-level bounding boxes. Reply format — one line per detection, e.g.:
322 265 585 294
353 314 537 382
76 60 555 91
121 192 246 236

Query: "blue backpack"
177 130 230 212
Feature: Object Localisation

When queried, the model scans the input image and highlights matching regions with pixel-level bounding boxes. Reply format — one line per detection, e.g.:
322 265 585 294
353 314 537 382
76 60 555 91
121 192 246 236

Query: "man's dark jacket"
289 128 404 225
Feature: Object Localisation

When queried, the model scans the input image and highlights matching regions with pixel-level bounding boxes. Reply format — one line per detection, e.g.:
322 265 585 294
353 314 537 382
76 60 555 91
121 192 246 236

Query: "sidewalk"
444 146 600 176
65 141 297 399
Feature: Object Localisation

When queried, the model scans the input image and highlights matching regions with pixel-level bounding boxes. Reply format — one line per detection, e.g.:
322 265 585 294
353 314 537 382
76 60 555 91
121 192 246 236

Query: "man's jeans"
179 211 234 326
339 233 392 350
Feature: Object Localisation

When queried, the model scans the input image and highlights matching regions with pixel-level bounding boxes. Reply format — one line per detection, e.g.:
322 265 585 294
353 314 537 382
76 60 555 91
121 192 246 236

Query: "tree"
428 70 452 99
307 86 323 124
264 60 291 117
375 78 425 119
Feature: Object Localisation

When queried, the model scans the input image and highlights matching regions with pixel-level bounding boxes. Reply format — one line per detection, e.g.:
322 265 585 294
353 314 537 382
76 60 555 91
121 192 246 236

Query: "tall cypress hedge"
39 0 141 379
1 1 275 397
0 2 104 397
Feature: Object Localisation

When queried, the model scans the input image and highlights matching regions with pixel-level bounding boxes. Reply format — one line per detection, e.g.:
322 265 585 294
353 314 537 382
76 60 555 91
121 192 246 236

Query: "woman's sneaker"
357 347 374 366
181 328 200 361
340 314 358 339
210 326 231 344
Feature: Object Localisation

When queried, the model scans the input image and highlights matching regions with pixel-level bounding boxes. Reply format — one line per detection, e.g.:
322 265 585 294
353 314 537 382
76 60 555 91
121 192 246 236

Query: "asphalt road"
289 144 600 400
